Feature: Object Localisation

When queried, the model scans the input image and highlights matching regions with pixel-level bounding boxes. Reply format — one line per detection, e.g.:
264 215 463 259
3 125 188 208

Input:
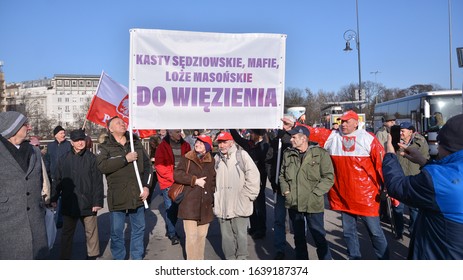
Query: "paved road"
48 181 410 260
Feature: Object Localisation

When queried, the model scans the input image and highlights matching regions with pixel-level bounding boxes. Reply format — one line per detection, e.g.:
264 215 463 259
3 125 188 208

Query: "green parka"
96 132 152 211
279 144 334 213
397 133 430 176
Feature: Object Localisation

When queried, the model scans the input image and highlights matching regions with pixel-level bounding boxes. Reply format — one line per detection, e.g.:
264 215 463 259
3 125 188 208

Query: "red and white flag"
86 71 156 138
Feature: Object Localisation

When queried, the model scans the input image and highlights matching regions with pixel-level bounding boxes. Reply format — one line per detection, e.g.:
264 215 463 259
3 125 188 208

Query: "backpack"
214 145 246 173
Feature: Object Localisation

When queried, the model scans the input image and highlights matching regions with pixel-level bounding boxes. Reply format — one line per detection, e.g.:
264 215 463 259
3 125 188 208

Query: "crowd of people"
1 109 462 260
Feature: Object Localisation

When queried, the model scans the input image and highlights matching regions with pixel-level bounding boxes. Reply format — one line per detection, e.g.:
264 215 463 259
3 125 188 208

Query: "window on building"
65 106 70 112
58 98 62 102
64 80 70 87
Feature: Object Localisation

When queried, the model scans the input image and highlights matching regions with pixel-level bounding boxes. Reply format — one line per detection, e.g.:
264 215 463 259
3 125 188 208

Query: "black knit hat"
437 114 463 153
53 125 65 136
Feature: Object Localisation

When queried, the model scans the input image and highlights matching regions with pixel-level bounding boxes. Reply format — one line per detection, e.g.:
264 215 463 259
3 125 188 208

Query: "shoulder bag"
168 160 191 204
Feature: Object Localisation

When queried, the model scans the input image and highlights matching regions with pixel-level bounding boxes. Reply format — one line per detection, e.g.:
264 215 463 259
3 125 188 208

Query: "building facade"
4 74 100 137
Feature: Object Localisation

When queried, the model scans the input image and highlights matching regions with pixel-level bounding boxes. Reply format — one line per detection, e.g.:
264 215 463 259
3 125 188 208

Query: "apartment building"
5 74 100 137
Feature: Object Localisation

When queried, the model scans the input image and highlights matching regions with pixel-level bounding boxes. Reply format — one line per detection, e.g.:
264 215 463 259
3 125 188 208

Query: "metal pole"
356 0 362 112
448 0 453 89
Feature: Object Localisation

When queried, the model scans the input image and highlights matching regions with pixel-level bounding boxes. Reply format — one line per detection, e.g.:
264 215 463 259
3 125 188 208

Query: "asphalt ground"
47 179 410 260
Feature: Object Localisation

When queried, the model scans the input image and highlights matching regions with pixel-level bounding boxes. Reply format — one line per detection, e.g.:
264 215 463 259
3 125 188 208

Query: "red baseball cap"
337 110 359 121
216 132 233 141
196 134 213 148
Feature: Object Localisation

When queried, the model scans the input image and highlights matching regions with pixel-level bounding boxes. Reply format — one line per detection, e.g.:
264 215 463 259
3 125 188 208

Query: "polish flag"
86 72 156 138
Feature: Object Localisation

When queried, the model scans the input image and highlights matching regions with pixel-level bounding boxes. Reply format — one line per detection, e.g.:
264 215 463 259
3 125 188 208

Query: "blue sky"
1 0 462 93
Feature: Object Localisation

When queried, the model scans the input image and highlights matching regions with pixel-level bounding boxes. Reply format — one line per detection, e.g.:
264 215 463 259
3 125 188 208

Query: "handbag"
168 160 191 204
45 207 57 249
168 182 185 204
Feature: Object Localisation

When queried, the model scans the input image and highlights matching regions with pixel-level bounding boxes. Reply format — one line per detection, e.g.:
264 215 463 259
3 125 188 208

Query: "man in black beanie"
383 113 463 259
44 125 71 228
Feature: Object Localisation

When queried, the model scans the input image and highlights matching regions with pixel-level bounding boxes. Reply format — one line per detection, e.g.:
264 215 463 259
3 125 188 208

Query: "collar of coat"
106 131 139 145
185 150 213 165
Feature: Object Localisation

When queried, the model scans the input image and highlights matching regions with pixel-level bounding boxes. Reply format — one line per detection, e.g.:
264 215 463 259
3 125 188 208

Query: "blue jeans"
392 202 405 237
273 193 287 254
161 187 178 238
408 206 418 234
341 212 389 260
109 206 145 260
393 203 418 236
288 209 332 260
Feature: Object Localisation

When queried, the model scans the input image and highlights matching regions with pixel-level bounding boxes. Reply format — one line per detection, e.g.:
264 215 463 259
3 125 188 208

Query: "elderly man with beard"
213 131 260 260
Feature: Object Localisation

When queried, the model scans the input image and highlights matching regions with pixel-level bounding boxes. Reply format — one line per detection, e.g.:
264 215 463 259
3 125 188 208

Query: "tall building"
6 74 100 137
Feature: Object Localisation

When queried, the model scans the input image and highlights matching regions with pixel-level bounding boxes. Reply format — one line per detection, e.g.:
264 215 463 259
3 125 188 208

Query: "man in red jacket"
155 129 191 245
305 110 389 260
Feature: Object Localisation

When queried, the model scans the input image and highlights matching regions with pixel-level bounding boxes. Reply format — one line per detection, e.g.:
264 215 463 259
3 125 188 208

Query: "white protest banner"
129 29 286 129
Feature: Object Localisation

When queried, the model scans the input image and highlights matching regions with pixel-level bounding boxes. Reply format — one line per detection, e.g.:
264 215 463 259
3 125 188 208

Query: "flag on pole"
86 71 156 138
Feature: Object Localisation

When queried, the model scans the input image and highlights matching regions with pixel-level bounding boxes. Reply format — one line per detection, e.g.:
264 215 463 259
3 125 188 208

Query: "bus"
286 106 306 120
373 90 462 156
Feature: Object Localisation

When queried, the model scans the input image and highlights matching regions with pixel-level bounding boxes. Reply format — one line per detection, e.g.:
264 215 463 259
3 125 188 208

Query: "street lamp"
343 0 363 107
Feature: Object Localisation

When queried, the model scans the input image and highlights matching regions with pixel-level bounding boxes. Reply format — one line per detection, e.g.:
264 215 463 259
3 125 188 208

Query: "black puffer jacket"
52 148 104 217
97 132 152 211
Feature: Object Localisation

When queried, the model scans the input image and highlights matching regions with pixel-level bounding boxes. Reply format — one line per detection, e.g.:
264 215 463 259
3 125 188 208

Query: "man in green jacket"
96 116 152 260
279 126 334 260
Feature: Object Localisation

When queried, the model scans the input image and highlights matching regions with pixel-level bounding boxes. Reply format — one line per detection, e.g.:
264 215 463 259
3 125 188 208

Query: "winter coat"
383 150 463 259
155 135 191 190
96 132 152 211
52 148 104 217
279 144 334 213
307 126 385 216
265 129 293 193
214 145 260 219
230 129 269 190
174 151 216 225
375 125 389 148
44 139 72 180
0 138 49 259
397 134 429 176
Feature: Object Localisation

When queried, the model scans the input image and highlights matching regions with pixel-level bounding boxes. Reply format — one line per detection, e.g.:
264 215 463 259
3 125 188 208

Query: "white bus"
373 90 462 156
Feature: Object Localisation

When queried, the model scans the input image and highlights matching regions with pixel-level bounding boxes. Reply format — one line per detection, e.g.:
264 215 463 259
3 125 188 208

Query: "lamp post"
343 0 362 111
